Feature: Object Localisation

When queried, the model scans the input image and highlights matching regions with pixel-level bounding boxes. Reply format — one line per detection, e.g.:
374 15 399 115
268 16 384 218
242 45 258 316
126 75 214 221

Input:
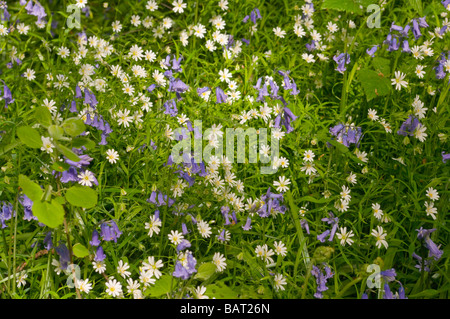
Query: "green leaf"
48 125 65 140
16 126 43 149
408 0 423 16
145 275 175 297
34 106 53 127
321 0 369 14
205 281 239 299
72 137 96 149
32 199 65 228
65 186 98 208
62 118 86 137
194 262 216 281
358 68 391 101
19 174 43 202
55 143 80 162
72 243 90 258
51 161 71 172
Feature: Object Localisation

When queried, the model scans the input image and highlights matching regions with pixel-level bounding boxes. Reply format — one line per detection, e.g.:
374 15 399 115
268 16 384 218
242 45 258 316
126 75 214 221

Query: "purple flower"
390 22 403 32
100 220 122 243
412 19 422 39
177 239 191 251
366 45 378 57
164 99 178 117
3 84 14 108
380 268 397 282
55 243 70 270
311 265 334 299
94 246 106 262
215 87 227 104
19 194 36 221
43 231 53 250
90 230 101 247
397 115 420 136
416 227 443 261
173 251 197 279
242 217 252 231
442 151 449 163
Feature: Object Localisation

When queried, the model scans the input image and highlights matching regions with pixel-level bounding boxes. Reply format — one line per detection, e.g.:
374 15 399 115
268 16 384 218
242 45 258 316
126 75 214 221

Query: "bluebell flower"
19 194 36 221
2 84 14 108
100 220 122 243
94 246 106 262
242 217 252 231
43 231 53 250
398 115 421 137
416 227 443 261
366 45 378 57
442 151 449 163
164 99 178 117
55 243 70 270
90 230 101 247
177 239 191 251
311 265 334 299
215 87 227 104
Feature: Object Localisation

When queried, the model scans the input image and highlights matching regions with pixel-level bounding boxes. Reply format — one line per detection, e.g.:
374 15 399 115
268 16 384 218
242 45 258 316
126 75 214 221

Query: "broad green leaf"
16 126 42 149
32 199 65 228
48 125 65 140
145 275 175 297
194 262 216 281
72 243 90 258
358 68 391 101
55 143 80 162
34 106 53 127
65 186 98 208
51 161 71 172
205 281 239 299
72 137 96 149
62 118 86 137
321 0 371 14
19 174 43 202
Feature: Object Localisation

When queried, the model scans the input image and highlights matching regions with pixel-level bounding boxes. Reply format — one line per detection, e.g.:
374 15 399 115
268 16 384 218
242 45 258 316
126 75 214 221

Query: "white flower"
168 230 184 245
212 252 227 272
75 278 92 294
424 201 438 220
273 273 287 291
415 64 426 78
303 150 315 162
197 220 212 238
139 269 156 287
41 136 55 154
92 261 106 274
391 71 408 90
106 149 119 164
368 109 379 121
141 256 164 279
78 170 96 187
116 109 133 127
117 260 131 278
371 226 388 249
194 285 209 299
105 278 123 298
372 203 383 220
24 68 36 81
425 187 439 201
273 27 286 38
75 0 88 9
413 124 427 142
336 227 354 246
274 241 287 256
273 175 291 192
219 68 232 83
173 0 187 13
145 215 162 237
